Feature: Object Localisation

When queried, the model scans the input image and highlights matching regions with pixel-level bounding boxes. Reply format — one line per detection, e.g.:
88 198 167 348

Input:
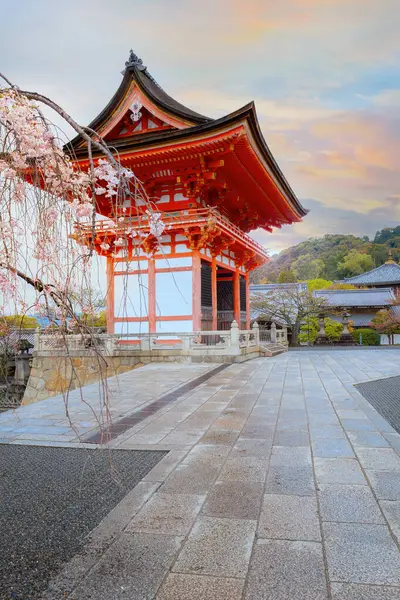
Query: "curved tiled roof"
342 262 400 285
313 288 396 307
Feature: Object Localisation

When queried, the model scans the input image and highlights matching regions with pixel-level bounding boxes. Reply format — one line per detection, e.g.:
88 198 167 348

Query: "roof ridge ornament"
125 49 147 71
123 49 164 90
385 249 396 264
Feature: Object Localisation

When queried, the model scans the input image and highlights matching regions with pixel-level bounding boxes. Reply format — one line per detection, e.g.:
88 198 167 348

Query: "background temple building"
68 51 306 335
340 252 400 296
313 288 397 328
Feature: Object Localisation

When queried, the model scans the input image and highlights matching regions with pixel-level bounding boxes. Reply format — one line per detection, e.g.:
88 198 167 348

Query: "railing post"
182 334 190 352
230 320 240 354
282 325 288 344
271 322 277 343
105 335 116 355
252 321 259 345
140 334 150 351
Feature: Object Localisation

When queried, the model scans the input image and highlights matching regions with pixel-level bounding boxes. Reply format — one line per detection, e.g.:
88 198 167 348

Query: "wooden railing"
74 207 269 260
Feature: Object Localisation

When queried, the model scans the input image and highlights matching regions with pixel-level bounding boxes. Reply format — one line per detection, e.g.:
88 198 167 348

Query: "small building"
341 254 400 296
313 288 396 327
250 282 396 333
67 51 307 335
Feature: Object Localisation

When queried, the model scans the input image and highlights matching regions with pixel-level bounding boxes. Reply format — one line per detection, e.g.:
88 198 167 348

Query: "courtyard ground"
1 349 400 599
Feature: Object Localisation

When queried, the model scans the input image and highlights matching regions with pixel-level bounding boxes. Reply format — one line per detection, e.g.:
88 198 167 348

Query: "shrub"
324 317 343 342
299 316 319 345
352 328 380 346
1 314 38 329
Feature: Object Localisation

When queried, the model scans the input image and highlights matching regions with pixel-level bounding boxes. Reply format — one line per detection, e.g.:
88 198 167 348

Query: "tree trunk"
291 323 300 347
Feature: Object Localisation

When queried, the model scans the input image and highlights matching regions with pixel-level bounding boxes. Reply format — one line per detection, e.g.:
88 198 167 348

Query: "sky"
2 0 400 255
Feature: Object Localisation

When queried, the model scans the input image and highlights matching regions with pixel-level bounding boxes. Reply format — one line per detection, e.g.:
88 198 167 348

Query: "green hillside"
251 227 400 284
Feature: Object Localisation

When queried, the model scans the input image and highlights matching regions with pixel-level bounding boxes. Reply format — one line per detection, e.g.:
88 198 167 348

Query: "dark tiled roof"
250 282 308 294
342 262 400 285
313 288 395 307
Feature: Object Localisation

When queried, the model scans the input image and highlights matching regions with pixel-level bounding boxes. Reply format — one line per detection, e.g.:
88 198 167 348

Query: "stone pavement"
0 362 215 444
2 349 400 599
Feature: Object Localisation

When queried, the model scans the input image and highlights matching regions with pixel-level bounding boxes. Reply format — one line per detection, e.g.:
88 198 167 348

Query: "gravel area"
355 375 400 434
0 445 167 600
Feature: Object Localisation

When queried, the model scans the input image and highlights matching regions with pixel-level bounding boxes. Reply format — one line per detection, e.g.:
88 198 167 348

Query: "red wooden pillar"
106 256 115 333
192 250 202 331
148 257 156 333
211 258 217 330
233 268 241 327
245 271 251 329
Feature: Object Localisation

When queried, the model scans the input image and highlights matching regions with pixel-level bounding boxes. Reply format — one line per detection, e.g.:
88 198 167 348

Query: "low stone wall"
22 354 142 405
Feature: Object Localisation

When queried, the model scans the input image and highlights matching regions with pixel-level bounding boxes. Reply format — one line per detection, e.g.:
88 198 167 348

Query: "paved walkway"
2 349 400 599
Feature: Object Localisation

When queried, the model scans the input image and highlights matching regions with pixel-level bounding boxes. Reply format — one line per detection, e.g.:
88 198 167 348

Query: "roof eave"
66 102 307 220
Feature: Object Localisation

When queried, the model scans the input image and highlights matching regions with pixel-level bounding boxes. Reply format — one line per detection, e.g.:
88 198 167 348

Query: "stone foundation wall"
22 354 142 405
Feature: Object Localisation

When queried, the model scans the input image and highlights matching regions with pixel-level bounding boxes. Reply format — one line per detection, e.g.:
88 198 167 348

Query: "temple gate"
68 51 307 335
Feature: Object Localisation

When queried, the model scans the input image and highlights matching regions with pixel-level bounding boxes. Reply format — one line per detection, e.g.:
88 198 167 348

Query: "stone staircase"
260 343 288 357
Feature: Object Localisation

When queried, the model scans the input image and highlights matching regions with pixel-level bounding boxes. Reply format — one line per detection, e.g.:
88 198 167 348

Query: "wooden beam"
212 258 217 330
245 272 251 329
233 268 241 326
192 250 202 331
208 159 225 168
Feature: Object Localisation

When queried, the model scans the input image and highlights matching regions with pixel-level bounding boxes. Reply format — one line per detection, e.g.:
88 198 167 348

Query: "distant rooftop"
314 288 396 308
342 254 400 286
250 282 308 294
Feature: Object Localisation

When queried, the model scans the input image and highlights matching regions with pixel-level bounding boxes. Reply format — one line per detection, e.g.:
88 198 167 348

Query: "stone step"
260 343 288 357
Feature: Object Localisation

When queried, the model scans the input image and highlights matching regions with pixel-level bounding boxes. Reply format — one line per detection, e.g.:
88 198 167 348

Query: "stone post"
252 321 260 345
282 325 288 345
230 320 240 354
14 355 31 384
271 322 277 343
317 317 326 336
342 312 350 335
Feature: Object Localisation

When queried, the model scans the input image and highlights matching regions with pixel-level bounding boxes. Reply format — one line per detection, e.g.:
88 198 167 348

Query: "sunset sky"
3 0 400 254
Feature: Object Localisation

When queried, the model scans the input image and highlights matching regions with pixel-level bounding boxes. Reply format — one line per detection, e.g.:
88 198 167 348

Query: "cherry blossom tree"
0 74 164 326
0 72 165 425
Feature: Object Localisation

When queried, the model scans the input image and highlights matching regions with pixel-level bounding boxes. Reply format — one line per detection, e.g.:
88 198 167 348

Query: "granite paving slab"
127 492 204 535
244 539 328 600
323 522 400 585
172 516 256 578
69 533 183 600
379 501 400 542
331 583 400 599
258 494 321 541
265 465 316 496
367 470 400 500
156 573 244 600
201 481 264 520
318 484 385 524
348 431 391 447
314 457 367 485
355 448 400 471
312 438 355 458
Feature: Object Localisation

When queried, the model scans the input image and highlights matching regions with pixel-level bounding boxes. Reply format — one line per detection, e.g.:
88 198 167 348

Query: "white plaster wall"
155 270 192 318
114 273 149 318
380 334 400 345
156 257 192 269
155 320 193 333
114 321 149 335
